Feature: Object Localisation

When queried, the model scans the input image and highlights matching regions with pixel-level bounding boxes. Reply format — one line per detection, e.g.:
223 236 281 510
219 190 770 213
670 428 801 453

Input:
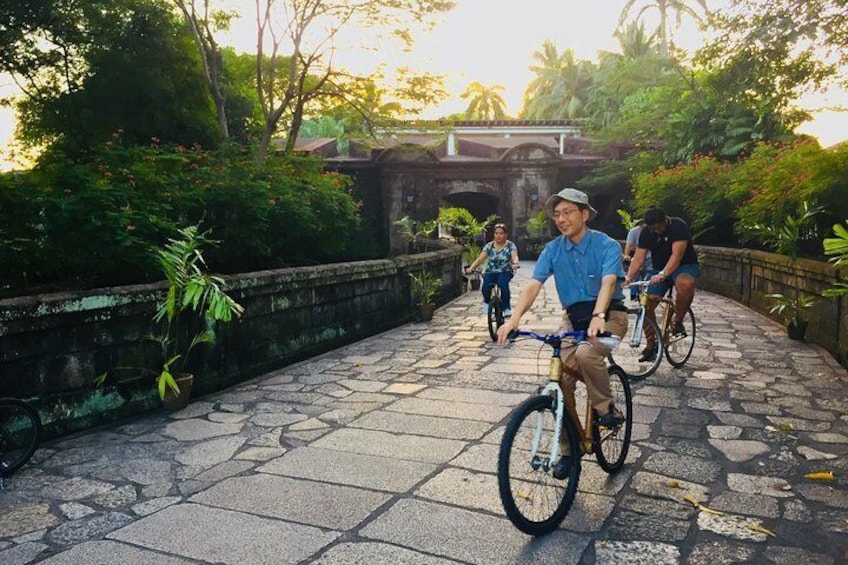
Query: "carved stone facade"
309 121 626 255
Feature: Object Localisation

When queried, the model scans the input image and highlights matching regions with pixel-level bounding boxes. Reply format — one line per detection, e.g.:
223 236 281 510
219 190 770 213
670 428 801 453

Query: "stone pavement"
1 261 847 564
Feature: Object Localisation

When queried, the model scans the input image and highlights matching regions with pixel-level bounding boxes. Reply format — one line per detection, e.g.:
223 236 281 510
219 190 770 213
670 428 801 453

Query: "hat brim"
544 195 598 222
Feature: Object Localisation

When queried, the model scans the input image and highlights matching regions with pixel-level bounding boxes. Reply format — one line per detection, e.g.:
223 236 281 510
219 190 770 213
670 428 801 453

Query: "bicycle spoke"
593 367 632 473
498 395 580 535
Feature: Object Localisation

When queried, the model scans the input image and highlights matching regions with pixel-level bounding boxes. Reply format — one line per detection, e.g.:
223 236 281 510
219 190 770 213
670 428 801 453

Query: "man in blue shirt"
497 188 628 479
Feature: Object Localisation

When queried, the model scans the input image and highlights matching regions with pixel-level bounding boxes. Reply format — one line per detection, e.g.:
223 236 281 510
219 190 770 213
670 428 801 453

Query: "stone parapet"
0 244 462 438
697 245 846 365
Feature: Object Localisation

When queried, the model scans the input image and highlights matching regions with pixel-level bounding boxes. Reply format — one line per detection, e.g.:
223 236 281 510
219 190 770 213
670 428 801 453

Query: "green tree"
618 0 710 57
708 0 847 88
251 0 455 164
522 42 595 119
4 0 218 154
460 82 508 120
174 0 238 140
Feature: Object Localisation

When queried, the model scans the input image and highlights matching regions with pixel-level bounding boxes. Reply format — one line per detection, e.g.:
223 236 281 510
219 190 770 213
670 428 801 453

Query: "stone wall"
0 245 463 439
697 245 847 364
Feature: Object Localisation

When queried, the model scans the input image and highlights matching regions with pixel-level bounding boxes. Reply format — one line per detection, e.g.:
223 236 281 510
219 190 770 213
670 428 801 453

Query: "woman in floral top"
464 223 520 315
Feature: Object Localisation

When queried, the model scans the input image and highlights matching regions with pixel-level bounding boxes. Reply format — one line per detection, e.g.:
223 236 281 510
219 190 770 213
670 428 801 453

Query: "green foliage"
741 201 823 261
10 0 219 155
461 82 508 120
151 224 243 399
461 243 482 267
616 209 640 231
525 211 549 239
731 141 848 247
0 144 364 296
522 42 596 119
632 154 735 243
437 207 496 241
393 216 438 245
822 220 848 298
409 270 440 307
766 292 817 325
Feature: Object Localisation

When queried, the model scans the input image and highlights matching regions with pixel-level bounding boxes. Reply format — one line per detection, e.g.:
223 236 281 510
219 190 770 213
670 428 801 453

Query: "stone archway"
440 191 499 223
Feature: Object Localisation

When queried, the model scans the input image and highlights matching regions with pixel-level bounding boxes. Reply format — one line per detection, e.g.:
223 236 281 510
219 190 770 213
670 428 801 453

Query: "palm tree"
614 21 657 60
460 82 508 120
618 0 710 57
522 42 595 119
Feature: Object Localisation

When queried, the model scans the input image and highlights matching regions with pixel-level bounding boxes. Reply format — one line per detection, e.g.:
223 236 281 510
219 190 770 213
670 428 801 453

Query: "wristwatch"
592 312 606 320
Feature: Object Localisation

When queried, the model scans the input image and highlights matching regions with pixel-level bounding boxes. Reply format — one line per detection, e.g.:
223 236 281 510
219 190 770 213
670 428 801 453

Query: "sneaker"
503 308 512 316
596 405 625 428
551 455 573 480
482 303 490 315
672 321 687 337
638 345 658 363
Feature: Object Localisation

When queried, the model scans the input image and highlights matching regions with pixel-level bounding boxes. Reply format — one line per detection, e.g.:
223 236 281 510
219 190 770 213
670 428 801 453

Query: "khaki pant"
558 310 628 415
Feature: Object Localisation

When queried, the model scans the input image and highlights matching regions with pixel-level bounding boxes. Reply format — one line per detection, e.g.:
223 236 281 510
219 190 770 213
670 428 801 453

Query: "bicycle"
0 398 42 489
468 268 516 342
497 329 632 535
608 280 665 380
613 280 696 371
487 283 506 342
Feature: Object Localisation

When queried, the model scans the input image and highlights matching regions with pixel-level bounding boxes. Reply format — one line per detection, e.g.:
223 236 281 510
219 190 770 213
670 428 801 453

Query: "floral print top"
482 240 517 274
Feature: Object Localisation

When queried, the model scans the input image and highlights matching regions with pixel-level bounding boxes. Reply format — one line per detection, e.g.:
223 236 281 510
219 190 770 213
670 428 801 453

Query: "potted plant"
743 202 822 341
151 225 244 408
409 270 440 322
524 210 550 259
393 216 438 253
766 292 817 340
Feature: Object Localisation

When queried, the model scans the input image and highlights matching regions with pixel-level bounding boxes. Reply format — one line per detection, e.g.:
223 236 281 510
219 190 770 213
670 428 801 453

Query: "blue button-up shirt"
532 230 625 309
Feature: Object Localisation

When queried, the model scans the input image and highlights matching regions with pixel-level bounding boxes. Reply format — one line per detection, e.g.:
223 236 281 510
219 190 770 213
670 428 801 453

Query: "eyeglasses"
553 208 582 219
493 223 506 229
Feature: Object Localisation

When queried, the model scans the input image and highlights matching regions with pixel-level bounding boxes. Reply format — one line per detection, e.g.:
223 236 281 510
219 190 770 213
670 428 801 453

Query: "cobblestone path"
1 262 847 564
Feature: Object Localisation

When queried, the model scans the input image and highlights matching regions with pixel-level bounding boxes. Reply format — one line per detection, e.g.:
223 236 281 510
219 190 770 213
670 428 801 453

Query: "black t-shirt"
637 217 698 271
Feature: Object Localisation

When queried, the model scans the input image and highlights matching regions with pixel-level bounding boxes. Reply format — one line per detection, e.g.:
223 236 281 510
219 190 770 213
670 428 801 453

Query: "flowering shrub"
0 142 364 296
731 140 848 246
633 154 734 243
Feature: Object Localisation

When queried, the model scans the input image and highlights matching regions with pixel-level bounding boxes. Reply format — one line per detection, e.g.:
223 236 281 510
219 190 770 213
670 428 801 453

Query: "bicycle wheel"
487 295 504 342
0 399 42 478
498 395 581 536
607 310 664 380
593 367 632 473
658 301 696 368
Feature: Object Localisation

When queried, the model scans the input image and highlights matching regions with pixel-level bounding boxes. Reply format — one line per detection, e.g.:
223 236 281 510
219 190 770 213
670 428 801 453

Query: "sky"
1 0 846 169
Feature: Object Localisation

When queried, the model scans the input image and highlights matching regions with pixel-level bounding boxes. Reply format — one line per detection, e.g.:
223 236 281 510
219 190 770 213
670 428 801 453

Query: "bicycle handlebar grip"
507 329 521 342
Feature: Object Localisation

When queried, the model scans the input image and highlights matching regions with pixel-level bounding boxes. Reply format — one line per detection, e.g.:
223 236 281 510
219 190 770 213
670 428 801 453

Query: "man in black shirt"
624 207 700 361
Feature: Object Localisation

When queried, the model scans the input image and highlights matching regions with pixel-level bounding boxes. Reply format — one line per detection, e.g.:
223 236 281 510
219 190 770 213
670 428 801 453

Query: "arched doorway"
440 191 500 223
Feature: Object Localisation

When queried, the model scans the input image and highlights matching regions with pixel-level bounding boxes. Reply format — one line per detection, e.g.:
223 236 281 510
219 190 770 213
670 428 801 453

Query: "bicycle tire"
607 311 664 380
487 295 504 342
498 394 581 536
0 398 42 478
659 303 696 368
593 366 632 473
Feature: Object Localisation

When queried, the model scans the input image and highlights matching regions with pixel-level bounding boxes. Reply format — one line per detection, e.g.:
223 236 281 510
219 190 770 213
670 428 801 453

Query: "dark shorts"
647 264 700 297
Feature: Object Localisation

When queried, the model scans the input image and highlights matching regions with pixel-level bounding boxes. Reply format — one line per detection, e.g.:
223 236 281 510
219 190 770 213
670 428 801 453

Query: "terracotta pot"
419 304 435 322
162 373 194 410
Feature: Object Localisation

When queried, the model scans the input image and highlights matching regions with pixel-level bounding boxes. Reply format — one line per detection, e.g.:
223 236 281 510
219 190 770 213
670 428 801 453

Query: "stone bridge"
1 263 846 564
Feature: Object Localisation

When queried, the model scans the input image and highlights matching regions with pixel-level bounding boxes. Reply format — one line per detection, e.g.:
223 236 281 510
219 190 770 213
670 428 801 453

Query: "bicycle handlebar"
507 329 618 349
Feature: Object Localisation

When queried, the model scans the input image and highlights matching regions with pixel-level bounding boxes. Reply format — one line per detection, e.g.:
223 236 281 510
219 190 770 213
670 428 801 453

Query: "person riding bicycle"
496 188 628 478
622 211 654 301
465 223 520 316
623 207 700 362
